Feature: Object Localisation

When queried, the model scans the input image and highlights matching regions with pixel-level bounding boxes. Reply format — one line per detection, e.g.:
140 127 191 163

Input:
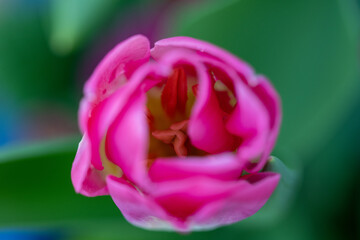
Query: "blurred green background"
0 0 359 239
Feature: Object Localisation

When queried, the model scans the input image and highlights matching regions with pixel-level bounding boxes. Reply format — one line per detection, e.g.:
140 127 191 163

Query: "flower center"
146 68 201 161
146 67 238 166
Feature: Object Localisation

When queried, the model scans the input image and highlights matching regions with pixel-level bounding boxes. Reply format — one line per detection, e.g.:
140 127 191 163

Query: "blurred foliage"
0 4 76 107
49 0 137 55
0 0 359 239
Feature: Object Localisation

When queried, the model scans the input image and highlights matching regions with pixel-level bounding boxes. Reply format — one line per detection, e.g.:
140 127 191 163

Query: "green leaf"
0 136 80 164
168 0 360 162
0 138 120 227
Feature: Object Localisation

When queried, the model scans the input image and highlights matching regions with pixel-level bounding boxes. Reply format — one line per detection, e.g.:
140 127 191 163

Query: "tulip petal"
71 135 108 197
154 49 238 153
106 176 181 231
226 79 269 162
247 76 282 172
86 63 166 171
80 35 150 132
151 36 256 85
188 66 237 153
200 56 279 172
105 91 148 185
150 173 279 230
190 172 280 230
148 153 244 182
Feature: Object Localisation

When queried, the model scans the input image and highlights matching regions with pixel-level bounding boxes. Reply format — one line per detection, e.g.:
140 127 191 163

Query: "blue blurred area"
0 230 61 240
0 94 21 146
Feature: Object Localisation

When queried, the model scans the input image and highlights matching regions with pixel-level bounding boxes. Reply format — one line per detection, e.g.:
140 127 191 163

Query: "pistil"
152 120 189 157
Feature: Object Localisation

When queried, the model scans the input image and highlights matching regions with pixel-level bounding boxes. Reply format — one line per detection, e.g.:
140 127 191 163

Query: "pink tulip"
71 35 282 231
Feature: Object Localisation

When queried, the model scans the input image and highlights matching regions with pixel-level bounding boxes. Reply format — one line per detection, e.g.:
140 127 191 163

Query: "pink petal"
246 75 282 172
151 177 241 230
188 66 237 153
200 56 277 172
148 153 244 182
150 173 279 230
190 172 280 230
85 63 167 171
80 35 150 132
226 79 270 161
71 135 108 197
105 91 149 186
106 176 183 231
151 36 256 85
154 49 237 153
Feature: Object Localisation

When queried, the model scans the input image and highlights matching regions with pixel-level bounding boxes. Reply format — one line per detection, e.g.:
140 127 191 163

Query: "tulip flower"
72 35 282 231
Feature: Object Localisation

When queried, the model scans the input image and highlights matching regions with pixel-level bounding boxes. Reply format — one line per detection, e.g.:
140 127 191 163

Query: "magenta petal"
226 80 270 161
150 174 278 230
80 35 150 132
246 75 282 172
71 135 108 197
151 36 255 84
187 64 236 153
152 50 237 153
85 63 168 171
106 176 180 231
105 91 149 185
151 177 241 228
149 153 244 182
191 172 280 230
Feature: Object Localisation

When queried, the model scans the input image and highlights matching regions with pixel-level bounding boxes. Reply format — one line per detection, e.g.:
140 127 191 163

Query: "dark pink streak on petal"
161 68 187 117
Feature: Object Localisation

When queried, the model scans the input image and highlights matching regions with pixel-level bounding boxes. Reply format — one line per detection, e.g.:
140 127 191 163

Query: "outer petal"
151 36 256 85
71 135 108 197
190 172 280 230
150 173 279 231
106 176 182 231
247 76 282 172
85 63 168 171
80 35 150 132
148 153 244 182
